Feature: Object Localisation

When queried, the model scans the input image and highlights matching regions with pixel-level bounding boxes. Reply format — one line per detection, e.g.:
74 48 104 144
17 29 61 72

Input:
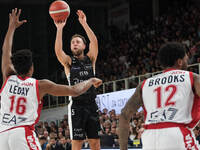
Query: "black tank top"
69 56 97 105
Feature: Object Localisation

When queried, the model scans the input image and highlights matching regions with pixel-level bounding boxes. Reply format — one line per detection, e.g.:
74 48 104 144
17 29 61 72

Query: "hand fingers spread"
14 8 17 14
17 9 21 17
22 20 27 23
12 9 15 15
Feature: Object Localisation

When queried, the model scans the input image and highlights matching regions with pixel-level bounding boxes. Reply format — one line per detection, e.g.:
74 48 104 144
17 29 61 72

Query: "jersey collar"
163 68 178 73
17 75 30 80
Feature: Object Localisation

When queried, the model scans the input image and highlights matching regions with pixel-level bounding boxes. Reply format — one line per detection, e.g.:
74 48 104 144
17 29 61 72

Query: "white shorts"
142 126 200 150
0 126 41 150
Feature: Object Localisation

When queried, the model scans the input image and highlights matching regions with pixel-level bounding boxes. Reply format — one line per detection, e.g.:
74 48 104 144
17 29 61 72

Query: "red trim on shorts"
25 126 39 150
143 122 186 129
0 76 10 93
179 126 198 150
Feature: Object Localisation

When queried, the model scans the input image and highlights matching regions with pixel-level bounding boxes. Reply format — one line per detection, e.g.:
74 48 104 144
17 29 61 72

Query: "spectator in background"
39 136 48 150
96 1 200 84
44 130 50 141
44 122 51 133
57 137 72 150
46 137 60 150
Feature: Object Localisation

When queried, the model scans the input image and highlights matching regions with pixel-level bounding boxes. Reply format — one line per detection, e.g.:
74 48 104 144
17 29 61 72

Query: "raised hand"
77 10 87 25
54 19 67 29
9 8 27 29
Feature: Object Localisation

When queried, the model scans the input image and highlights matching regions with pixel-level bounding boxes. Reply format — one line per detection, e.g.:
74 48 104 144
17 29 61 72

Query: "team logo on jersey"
1 113 27 125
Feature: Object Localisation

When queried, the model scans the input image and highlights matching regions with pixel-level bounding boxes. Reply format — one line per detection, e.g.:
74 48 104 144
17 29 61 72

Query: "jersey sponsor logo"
1 113 27 125
171 71 186 74
74 133 84 137
148 75 185 87
21 82 33 87
148 107 178 123
9 85 30 96
73 128 84 138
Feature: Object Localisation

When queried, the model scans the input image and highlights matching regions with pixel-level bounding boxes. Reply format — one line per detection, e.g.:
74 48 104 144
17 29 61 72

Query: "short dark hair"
11 49 33 75
71 34 87 45
158 42 186 67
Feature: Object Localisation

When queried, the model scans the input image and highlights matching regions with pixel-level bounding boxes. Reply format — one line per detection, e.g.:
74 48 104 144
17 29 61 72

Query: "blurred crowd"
36 108 200 150
36 108 145 150
96 1 200 83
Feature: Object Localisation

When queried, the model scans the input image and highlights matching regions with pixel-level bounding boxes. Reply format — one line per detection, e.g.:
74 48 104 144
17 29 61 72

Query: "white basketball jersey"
142 69 200 128
0 75 42 132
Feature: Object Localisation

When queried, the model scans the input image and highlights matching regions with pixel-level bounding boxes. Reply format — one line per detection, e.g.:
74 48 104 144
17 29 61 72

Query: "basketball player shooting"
0 8 102 150
54 10 100 150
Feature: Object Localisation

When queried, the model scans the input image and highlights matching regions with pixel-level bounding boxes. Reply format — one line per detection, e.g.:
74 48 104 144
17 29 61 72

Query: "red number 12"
154 85 177 108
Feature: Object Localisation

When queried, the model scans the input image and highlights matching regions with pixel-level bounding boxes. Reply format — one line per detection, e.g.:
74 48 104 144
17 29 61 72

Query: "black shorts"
68 102 100 140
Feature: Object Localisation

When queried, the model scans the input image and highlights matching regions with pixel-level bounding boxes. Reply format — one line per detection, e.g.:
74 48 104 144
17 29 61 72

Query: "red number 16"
9 95 27 115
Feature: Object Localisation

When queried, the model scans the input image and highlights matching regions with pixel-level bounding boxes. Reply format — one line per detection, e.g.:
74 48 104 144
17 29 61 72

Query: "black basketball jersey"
68 55 97 105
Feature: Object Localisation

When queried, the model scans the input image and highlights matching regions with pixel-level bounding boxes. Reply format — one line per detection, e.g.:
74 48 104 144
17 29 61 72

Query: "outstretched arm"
119 83 143 150
2 8 26 82
39 78 102 99
54 20 71 67
77 10 98 64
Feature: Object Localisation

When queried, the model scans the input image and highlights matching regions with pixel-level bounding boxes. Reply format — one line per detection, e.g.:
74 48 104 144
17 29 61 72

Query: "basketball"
49 0 70 22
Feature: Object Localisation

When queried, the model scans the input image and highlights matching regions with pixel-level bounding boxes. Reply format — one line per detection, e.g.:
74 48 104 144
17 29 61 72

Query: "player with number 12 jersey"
142 69 199 128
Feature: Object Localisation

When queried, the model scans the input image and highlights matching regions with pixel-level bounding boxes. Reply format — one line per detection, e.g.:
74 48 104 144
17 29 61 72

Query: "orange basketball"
49 0 70 22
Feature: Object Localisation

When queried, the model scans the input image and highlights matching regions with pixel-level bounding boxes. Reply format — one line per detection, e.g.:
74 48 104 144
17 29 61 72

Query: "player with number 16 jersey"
0 75 41 132
0 8 102 150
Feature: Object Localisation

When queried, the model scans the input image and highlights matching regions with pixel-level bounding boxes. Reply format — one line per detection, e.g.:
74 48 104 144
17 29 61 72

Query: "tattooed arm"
119 83 143 150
